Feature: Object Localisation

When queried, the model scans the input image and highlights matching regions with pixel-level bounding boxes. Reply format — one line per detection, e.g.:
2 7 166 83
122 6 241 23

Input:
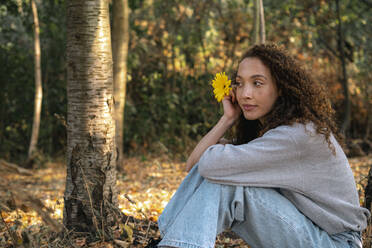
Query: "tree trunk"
64 0 118 235
365 165 372 212
258 0 266 44
251 0 260 45
112 0 129 169
364 76 371 139
364 164 372 248
252 0 265 45
336 0 351 135
28 0 43 159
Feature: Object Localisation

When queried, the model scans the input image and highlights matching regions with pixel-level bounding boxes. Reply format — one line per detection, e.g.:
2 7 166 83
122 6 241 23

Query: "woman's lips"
242 104 257 111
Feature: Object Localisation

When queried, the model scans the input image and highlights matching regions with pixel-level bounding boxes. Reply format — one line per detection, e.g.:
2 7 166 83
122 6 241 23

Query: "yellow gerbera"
211 72 231 102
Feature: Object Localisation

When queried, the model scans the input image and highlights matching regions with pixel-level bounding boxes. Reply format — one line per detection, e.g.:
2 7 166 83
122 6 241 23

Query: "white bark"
64 0 118 233
252 0 266 45
259 0 266 44
28 0 43 159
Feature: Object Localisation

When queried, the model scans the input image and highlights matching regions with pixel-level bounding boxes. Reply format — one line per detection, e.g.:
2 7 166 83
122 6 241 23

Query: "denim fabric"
158 164 362 248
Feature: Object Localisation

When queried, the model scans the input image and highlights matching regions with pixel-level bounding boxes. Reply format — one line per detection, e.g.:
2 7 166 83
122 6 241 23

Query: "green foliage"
124 72 220 157
0 0 66 162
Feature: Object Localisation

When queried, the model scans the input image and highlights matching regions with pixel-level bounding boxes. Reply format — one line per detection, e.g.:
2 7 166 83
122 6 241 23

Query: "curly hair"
233 44 343 154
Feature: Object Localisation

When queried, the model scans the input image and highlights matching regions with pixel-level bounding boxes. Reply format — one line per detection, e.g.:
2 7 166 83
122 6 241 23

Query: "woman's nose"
242 84 253 98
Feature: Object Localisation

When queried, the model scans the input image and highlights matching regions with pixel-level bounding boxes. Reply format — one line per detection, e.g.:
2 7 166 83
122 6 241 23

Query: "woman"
149 44 370 248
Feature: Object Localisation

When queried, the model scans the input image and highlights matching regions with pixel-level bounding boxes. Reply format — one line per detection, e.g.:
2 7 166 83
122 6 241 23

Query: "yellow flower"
211 72 231 102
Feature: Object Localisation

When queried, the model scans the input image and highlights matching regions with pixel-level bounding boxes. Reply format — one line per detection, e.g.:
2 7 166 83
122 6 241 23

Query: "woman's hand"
185 90 241 172
221 90 241 124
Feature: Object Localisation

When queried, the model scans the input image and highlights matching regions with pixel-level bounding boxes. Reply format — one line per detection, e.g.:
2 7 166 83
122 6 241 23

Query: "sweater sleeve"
197 125 305 192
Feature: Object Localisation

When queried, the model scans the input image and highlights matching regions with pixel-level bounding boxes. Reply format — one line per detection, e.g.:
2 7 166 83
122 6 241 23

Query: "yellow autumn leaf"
120 223 133 242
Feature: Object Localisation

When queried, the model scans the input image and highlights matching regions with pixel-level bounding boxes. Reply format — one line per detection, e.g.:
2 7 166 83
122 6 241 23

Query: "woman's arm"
185 116 234 172
185 92 241 172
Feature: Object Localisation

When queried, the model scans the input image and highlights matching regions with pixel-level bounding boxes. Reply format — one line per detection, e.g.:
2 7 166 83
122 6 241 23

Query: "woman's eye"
254 81 263 86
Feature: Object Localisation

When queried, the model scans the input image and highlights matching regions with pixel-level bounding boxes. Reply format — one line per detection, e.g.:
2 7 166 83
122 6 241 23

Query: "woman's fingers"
230 90 236 103
223 95 231 101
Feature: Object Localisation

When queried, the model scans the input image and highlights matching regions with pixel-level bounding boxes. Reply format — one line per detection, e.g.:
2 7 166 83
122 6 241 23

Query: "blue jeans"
158 164 362 248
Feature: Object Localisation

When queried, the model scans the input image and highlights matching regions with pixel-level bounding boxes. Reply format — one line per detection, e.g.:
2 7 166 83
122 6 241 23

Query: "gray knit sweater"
198 122 370 235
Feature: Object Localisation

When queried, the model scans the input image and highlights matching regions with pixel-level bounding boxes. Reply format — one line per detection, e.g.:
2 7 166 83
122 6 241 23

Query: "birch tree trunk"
252 0 265 45
64 0 118 234
258 0 266 44
112 0 129 168
28 0 43 159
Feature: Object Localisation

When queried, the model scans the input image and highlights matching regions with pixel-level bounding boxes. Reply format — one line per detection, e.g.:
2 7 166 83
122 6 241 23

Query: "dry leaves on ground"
0 155 370 247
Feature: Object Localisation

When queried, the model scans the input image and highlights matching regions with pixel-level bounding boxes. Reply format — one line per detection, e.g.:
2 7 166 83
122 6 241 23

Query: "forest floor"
0 155 371 247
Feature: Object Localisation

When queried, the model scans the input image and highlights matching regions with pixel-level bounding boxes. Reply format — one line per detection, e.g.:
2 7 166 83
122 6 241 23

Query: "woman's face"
235 57 279 123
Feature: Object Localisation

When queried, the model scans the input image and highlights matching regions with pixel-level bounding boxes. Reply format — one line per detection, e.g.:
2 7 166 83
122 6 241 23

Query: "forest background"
1 0 372 163
0 0 371 247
